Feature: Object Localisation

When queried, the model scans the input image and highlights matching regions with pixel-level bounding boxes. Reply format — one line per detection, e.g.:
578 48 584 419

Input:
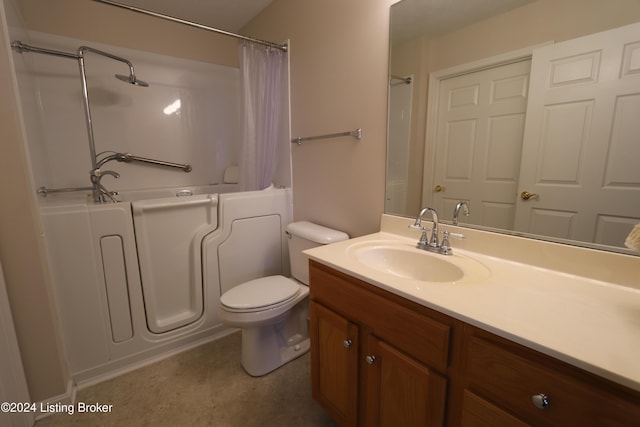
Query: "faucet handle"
446 231 466 240
440 231 452 255
418 229 430 246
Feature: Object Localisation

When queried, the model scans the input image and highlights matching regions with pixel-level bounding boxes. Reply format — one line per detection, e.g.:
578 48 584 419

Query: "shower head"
115 73 149 87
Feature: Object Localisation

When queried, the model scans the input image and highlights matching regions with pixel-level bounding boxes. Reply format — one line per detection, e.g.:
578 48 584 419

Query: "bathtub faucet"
90 152 192 202
90 168 120 203
95 152 128 168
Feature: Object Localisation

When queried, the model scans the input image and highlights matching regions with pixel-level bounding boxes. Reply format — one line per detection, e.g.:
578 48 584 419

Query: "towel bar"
291 128 362 145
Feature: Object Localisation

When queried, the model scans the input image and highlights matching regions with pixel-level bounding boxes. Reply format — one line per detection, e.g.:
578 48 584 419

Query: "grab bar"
291 128 362 145
119 153 192 172
132 194 216 212
37 186 94 196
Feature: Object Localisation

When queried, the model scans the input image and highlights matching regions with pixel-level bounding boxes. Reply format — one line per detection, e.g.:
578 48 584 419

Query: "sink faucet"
410 207 449 254
453 201 470 225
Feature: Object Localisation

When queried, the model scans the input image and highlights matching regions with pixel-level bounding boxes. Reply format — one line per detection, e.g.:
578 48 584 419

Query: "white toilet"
218 221 349 376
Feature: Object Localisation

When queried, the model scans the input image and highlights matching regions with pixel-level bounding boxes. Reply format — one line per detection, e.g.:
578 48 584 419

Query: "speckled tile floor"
36 332 337 427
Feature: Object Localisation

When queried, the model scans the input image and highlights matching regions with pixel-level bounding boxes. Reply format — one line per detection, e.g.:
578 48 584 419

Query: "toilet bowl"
218 221 348 376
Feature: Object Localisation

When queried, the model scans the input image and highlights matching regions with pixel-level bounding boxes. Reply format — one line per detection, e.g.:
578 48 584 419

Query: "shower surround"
10 30 292 385
19 32 243 193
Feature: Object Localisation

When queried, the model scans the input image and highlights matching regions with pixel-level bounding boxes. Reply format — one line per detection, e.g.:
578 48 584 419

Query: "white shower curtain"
238 42 287 191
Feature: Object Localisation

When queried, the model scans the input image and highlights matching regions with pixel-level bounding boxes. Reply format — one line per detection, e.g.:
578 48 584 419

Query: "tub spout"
91 168 120 203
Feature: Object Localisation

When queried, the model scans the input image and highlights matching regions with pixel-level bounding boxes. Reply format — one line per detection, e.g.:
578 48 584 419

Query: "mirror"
388 0 640 255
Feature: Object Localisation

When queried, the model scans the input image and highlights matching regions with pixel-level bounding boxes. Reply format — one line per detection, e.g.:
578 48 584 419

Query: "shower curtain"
238 42 287 191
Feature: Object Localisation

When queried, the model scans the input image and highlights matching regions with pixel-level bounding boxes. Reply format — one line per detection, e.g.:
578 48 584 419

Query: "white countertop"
305 228 640 392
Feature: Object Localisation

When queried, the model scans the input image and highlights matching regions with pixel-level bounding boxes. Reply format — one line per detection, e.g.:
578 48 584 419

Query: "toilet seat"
220 275 301 312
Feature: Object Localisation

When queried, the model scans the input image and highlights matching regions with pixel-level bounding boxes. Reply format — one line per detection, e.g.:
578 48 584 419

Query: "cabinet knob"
531 393 550 409
343 339 352 349
365 355 376 365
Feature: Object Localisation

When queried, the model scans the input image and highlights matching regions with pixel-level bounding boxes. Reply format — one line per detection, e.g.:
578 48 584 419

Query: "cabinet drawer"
461 390 530 427
466 337 640 426
310 261 450 372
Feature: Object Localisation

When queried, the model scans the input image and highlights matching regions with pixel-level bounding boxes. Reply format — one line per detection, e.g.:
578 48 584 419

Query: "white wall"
18 32 241 193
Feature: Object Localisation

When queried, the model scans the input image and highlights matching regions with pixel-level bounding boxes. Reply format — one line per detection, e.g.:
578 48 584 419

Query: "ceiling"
391 0 537 44
112 0 275 32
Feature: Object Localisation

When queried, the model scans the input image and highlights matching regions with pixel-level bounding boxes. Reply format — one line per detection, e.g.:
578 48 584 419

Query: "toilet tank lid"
286 221 349 244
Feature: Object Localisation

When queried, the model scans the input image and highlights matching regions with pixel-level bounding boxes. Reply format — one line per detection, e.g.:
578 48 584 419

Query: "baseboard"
33 378 76 421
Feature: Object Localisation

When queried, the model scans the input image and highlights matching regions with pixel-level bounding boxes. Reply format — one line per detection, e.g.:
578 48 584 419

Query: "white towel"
624 223 640 251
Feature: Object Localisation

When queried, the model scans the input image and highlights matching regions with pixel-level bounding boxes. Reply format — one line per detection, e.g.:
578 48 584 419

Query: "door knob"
343 339 352 349
365 355 376 364
434 185 445 192
520 191 539 200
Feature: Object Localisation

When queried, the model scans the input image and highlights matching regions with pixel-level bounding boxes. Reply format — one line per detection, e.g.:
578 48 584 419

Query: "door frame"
422 43 551 209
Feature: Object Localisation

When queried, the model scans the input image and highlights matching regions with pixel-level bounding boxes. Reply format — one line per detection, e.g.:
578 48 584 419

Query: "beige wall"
428 0 640 71
0 5 69 400
243 0 396 237
18 0 239 66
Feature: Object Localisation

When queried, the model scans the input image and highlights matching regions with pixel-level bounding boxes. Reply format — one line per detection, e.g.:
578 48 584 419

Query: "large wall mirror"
388 0 640 255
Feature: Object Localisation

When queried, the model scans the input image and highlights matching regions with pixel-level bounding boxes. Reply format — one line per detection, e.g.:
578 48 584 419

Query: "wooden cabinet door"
310 301 359 426
364 335 447 427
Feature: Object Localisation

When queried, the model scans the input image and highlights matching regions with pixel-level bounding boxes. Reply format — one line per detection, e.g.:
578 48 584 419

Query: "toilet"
218 221 349 376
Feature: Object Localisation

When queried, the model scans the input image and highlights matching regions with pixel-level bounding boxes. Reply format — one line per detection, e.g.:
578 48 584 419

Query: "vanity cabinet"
461 327 640 427
309 260 640 427
309 260 458 427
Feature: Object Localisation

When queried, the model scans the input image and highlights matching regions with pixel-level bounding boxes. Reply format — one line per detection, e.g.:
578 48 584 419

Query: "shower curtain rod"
91 0 288 52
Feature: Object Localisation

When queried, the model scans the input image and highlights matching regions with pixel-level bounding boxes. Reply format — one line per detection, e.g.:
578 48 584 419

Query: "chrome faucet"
90 152 125 203
409 207 452 254
90 168 120 203
453 201 470 225
89 151 192 203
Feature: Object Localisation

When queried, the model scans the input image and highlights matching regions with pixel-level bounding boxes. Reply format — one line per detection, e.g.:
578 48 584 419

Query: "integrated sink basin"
346 240 491 284
355 246 464 282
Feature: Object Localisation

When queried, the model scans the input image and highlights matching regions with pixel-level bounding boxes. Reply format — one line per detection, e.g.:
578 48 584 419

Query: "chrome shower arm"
77 46 134 72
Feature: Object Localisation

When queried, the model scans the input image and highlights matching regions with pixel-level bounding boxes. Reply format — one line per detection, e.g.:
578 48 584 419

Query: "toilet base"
241 328 311 377
240 323 310 377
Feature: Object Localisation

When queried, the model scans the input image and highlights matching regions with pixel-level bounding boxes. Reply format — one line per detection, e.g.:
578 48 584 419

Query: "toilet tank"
286 221 349 285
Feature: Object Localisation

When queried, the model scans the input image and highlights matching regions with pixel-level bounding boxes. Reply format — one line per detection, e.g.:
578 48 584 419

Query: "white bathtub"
40 185 291 384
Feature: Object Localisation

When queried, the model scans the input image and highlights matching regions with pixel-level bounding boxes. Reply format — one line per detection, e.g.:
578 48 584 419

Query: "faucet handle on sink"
440 231 452 255
446 231 466 240
408 224 430 246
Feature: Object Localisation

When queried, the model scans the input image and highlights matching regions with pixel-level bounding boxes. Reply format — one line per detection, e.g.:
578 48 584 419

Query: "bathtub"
40 185 292 384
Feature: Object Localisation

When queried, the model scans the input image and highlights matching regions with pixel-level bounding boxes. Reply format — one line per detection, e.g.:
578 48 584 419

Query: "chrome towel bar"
291 128 362 145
